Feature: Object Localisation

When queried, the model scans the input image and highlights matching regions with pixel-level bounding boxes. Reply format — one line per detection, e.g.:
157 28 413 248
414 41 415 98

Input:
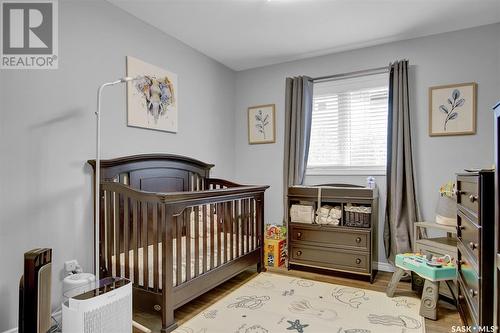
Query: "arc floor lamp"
95 76 143 281
95 76 153 333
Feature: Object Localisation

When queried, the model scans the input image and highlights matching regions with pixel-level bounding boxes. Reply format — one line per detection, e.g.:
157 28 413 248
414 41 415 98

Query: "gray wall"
1 2 499 329
233 24 500 265
0 1 236 330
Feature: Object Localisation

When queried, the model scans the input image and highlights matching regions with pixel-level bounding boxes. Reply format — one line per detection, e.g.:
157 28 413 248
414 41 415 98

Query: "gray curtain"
283 76 314 222
384 60 420 262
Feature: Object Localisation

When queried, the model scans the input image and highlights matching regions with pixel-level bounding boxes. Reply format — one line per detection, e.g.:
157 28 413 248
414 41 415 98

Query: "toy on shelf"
394 253 456 281
439 181 456 198
387 252 457 320
265 224 287 240
264 224 287 268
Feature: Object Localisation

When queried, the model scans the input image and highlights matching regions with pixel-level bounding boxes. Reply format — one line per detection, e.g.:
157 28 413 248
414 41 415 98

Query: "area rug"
173 272 425 333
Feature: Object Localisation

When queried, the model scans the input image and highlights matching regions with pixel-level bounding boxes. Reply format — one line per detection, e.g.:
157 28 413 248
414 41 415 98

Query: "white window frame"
306 73 389 177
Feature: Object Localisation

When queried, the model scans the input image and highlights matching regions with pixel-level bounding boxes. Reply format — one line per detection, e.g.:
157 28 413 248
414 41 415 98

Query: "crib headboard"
88 154 214 193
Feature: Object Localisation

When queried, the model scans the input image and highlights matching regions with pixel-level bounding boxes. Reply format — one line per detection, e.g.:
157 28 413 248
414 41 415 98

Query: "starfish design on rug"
286 319 309 333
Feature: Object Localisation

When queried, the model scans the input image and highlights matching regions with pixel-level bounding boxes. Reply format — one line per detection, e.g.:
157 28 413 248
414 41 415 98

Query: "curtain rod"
312 66 389 83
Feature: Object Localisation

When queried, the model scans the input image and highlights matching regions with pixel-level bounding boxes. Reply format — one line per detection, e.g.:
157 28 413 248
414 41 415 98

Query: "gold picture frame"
248 104 276 144
428 82 477 136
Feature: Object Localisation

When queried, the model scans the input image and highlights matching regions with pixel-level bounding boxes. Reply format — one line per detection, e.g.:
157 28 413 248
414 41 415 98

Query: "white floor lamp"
95 76 152 333
95 76 142 281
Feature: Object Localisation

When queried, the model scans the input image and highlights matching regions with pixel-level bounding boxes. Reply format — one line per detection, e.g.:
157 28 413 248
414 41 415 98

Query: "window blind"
307 73 389 173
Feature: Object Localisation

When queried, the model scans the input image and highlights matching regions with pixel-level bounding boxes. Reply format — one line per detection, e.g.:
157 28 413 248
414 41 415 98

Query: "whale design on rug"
332 287 369 309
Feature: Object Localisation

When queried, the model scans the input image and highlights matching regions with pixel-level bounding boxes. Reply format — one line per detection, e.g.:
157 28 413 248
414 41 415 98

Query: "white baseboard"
2 328 17 333
2 310 61 333
375 261 395 272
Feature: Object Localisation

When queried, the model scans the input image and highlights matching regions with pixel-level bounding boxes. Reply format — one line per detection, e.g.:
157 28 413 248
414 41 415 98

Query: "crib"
88 154 268 332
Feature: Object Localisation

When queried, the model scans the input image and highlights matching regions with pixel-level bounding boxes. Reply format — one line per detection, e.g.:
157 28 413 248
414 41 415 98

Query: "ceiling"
108 0 500 71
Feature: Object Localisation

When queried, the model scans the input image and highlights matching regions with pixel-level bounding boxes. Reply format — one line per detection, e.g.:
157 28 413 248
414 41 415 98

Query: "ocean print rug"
173 272 425 333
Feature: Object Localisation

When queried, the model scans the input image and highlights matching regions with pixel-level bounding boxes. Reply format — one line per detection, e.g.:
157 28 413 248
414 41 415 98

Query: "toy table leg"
420 279 439 320
386 267 406 297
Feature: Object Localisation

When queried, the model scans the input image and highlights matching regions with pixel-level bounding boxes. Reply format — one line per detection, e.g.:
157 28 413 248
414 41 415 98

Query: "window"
307 73 389 175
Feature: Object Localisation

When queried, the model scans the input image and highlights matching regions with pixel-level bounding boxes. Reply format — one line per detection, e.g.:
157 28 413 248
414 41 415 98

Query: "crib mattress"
111 233 254 289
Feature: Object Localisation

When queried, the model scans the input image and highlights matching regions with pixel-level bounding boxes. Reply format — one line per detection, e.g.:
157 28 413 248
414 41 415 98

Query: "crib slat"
153 203 159 291
216 203 222 266
202 204 208 273
245 199 250 254
142 202 148 289
229 201 234 261
241 199 248 254
256 194 264 271
115 193 121 277
160 204 167 292
194 206 200 277
105 191 113 277
132 199 139 285
172 214 177 285
99 190 106 276
185 209 191 281
235 200 240 258
250 198 255 251
123 196 130 279
209 204 215 270
176 216 182 285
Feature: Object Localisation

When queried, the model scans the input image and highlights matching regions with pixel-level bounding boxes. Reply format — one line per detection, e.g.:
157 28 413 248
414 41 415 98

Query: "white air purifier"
62 277 132 333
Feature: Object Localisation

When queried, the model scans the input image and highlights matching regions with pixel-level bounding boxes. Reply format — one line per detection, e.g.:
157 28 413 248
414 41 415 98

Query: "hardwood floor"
133 268 460 333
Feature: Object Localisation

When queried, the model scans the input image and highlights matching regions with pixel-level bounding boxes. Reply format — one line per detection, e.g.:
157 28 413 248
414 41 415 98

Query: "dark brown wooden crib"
88 154 268 332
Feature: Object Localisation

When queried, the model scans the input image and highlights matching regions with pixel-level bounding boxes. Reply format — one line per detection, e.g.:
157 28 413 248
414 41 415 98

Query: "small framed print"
248 104 276 144
429 82 477 136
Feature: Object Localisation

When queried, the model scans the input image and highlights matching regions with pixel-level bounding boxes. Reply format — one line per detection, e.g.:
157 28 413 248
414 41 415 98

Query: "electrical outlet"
64 259 79 272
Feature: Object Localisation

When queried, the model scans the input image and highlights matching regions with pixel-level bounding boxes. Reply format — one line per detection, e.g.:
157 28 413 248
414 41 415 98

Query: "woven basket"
344 209 371 228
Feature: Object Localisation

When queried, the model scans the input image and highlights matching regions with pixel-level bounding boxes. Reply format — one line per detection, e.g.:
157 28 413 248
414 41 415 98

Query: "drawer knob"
355 258 362 264
297 232 302 239
469 289 478 297
458 295 465 300
296 250 302 256
355 237 362 244
469 242 478 250
469 195 478 203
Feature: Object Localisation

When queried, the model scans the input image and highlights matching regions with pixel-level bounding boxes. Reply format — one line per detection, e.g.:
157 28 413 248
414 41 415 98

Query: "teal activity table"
386 253 457 320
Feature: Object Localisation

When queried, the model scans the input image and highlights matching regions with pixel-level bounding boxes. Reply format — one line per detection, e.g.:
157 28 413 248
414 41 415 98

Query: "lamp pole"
95 77 141 280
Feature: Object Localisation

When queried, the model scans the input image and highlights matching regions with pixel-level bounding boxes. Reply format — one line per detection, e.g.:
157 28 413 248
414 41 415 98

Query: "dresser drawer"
290 225 370 251
290 245 369 273
458 278 479 329
458 241 479 277
457 210 480 263
458 254 480 316
457 176 479 218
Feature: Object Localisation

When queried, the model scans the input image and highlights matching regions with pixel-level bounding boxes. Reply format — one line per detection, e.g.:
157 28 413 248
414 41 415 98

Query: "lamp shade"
435 195 457 226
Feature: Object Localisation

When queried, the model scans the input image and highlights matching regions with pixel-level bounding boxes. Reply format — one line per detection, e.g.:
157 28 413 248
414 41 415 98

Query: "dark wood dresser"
287 185 378 282
456 171 494 329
